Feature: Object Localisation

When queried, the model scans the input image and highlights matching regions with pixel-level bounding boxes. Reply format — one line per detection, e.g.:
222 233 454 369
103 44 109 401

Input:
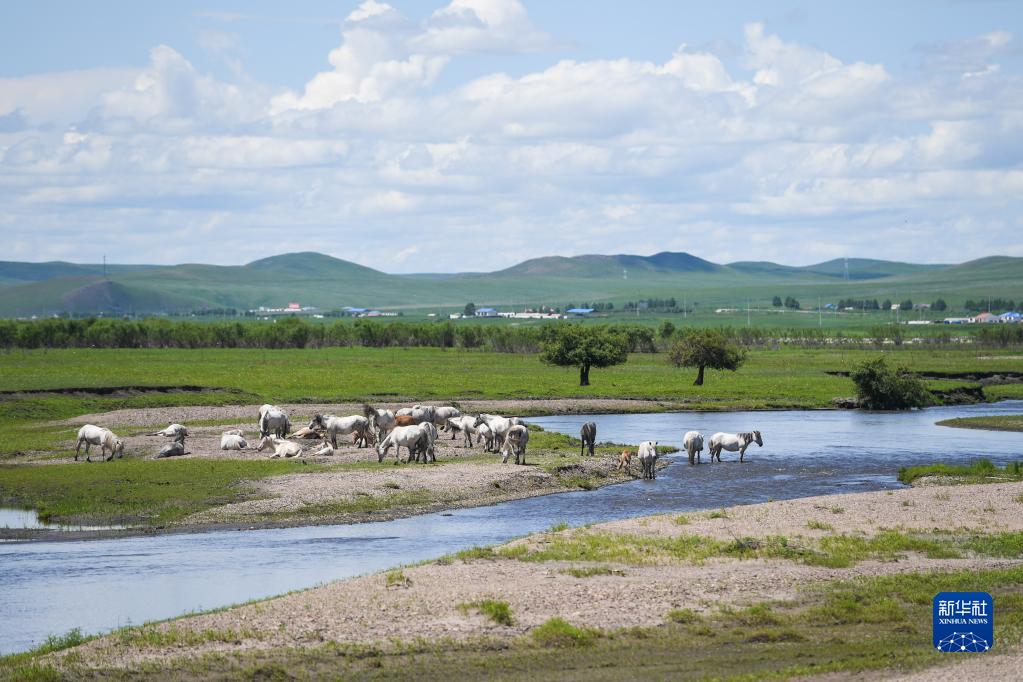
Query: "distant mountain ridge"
0 251 1019 316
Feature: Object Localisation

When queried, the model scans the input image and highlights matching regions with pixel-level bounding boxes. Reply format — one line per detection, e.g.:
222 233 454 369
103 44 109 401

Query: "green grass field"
1 346 1020 526
3 346 1022 411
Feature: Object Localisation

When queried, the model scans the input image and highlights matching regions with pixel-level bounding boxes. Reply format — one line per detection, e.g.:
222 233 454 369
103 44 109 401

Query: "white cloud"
413 0 554 54
1 11 1021 270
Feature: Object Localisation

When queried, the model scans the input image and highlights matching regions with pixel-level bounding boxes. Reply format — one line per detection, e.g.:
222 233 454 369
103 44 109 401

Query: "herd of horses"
578 421 764 480
73 404 763 476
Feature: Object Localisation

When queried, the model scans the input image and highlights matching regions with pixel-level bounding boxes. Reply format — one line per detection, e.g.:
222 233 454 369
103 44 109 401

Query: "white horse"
432 406 461 431
501 425 530 465
638 440 659 479
473 414 513 451
682 431 704 465
411 422 438 463
377 425 429 463
446 415 479 447
308 414 371 448
256 436 303 458
363 404 396 439
220 433 248 450
157 434 189 458
258 404 291 438
476 422 495 452
75 425 124 462
151 423 189 439
396 405 435 425
708 431 763 463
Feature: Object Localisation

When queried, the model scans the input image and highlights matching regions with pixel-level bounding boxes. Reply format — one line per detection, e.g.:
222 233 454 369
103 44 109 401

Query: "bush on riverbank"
850 358 930 410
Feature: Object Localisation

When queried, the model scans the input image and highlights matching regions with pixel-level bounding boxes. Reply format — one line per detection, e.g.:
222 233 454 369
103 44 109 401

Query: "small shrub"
666 608 699 624
807 520 834 531
382 481 400 490
455 546 498 562
708 509 729 519
385 570 411 589
850 357 930 410
674 514 690 525
458 599 513 626
530 618 597 647
548 522 569 533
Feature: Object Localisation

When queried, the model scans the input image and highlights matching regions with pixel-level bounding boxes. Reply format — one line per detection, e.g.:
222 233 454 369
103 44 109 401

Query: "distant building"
906 320 932 325
999 311 1022 323
975 312 999 323
475 308 499 317
449 313 462 320
890 304 901 311
565 308 594 316
943 317 974 325
913 303 931 311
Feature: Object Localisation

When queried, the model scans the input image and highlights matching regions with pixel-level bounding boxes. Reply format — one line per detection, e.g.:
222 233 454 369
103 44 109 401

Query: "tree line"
1 316 1020 352
0 317 657 353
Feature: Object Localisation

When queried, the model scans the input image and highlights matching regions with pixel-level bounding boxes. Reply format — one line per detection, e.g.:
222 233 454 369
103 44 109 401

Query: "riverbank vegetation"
898 459 1023 486
937 414 1023 432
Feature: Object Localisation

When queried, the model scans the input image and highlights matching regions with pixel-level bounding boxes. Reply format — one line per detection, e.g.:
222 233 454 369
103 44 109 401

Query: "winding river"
2 401 1021 655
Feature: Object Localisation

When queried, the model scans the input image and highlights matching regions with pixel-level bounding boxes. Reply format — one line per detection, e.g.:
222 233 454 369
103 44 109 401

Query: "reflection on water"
1 401 1020 655
0 508 133 532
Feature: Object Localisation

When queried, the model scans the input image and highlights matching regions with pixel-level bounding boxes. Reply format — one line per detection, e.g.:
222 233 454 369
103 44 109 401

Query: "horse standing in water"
708 431 763 462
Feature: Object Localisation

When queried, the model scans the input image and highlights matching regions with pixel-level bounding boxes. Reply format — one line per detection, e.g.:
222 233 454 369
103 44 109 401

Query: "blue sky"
1 1 1022 270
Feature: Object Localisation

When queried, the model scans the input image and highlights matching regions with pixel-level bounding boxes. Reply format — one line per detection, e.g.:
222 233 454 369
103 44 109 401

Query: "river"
1 401 1020 655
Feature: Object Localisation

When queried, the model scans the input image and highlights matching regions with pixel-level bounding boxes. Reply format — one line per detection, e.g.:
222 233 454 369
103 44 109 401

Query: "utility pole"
747 298 750 328
818 296 822 328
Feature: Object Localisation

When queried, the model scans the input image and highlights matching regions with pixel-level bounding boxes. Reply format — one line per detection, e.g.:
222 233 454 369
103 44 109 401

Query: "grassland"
0 459 332 526
0 345 1018 528
937 414 1023 432
4 346 1023 416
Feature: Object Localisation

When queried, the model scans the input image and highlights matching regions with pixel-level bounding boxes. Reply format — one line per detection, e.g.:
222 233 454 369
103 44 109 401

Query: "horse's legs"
739 444 747 462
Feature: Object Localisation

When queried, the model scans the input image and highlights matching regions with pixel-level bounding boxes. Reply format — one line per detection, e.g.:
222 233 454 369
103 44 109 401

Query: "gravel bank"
53 480 1023 674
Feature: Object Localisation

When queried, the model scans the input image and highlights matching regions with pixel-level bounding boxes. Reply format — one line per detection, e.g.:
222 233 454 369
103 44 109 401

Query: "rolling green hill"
0 252 1019 317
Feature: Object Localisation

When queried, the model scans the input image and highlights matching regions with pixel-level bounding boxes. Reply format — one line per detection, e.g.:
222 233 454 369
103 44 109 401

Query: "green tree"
932 298 947 312
850 357 930 410
772 296 783 307
463 302 476 317
540 325 629 386
657 320 676 340
900 299 913 311
667 329 746 386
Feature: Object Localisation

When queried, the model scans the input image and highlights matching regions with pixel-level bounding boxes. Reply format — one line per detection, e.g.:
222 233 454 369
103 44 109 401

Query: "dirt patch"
61 399 680 430
1 385 249 399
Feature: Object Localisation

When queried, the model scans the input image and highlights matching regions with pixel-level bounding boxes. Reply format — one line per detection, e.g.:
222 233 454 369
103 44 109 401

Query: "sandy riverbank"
36 479 1023 678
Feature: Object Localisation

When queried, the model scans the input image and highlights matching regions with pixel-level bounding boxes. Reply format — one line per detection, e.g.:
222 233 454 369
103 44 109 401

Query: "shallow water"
0 508 132 532
1 401 1020 655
